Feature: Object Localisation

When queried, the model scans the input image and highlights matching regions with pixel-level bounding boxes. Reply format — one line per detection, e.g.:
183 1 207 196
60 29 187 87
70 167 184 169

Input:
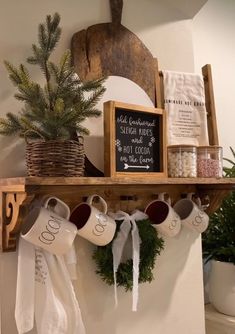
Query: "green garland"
93 219 164 291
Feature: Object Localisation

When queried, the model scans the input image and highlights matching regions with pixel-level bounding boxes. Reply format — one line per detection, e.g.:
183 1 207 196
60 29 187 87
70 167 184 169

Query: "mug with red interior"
145 193 181 237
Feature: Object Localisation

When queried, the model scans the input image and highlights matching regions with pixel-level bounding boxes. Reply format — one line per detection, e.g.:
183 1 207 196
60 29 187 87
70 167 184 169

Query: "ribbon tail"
131 220 141 312
113 270 118 308
112 211 132 309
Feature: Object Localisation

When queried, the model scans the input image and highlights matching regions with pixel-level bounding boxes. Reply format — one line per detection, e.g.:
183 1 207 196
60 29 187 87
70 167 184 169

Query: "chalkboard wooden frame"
104 101 167 177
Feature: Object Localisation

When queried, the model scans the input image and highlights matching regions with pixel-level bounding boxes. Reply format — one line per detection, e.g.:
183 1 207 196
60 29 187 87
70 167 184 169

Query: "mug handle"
86 195 108 214
195 197 202 209
43 196 71 219
158 192 171 205
186 193 202 209
186 192 194 200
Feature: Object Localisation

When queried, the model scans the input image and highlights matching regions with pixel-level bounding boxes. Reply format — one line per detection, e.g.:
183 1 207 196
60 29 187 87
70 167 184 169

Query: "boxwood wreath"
93 219 164 291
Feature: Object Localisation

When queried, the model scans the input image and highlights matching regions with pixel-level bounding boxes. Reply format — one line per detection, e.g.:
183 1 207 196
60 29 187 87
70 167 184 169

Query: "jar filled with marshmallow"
197 146 222 178
168 145 197 177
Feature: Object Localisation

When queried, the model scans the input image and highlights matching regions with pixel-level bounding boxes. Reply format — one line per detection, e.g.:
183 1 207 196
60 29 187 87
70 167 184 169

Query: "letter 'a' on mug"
21 207 77 255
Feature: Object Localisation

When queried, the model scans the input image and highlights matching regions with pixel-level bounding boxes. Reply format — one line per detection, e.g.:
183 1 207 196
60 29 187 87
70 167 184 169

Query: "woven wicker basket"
26 139 85 177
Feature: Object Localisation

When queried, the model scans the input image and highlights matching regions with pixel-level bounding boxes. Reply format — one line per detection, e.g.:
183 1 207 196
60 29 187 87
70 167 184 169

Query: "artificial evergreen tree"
0 13 106 140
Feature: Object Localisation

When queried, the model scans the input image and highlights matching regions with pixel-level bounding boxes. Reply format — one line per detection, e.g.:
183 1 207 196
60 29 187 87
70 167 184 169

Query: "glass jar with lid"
167 145 197 177
197 146 223 178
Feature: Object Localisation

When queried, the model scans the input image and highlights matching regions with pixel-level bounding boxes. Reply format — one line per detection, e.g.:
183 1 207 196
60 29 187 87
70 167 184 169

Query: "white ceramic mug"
173 193 209 233
21 197 77 255
145 193 181 237
70 194 116 246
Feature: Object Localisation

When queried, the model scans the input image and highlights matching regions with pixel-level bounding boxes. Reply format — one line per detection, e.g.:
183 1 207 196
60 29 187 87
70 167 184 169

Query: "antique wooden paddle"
71 0 159 105
71 0 160 176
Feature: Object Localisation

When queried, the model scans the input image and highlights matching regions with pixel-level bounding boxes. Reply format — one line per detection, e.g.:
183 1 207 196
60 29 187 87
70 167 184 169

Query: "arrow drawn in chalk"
124 163 150 170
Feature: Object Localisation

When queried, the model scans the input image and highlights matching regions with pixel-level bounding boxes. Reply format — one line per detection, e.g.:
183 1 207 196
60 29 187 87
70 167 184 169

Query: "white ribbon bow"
110 210 148 311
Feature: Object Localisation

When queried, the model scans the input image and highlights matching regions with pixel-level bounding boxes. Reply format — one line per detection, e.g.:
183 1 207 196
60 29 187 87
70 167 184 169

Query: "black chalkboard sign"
104 101 166 177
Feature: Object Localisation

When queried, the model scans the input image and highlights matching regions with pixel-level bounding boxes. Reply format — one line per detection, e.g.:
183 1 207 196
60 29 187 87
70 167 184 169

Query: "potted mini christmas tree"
0 13 106 176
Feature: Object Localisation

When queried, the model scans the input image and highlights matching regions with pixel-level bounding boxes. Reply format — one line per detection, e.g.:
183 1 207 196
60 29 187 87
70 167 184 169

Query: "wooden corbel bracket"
0 187 35 251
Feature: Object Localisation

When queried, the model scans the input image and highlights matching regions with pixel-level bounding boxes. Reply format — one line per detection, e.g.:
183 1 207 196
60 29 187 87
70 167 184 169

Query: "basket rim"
26 139 83 144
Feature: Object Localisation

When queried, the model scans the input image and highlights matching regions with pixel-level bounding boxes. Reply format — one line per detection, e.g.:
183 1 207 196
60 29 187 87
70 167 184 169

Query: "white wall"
0 1 206 334
0 0 196 177
193 0 235 161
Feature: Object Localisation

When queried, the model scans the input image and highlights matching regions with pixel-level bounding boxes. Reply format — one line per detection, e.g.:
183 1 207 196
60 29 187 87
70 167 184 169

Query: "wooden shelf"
1 176 235 186
1 176 235 252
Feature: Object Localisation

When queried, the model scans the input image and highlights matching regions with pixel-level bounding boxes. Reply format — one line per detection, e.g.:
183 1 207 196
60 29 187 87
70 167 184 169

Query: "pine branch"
27 13 62 111
82 87 106 110
48 50 75 109
38 24 48 50
19 64 30 85
74 124 90 135
81 108 102 117
54 98 64 116
48 62 60 82
0 113 22 135
20 117 48 140
39 115 65 139
81 77 107 92
4 61 23 86
2 12 106 141
58 50 74 83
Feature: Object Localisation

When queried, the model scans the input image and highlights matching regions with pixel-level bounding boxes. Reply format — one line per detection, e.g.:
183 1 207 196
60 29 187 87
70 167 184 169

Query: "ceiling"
163 0 208 18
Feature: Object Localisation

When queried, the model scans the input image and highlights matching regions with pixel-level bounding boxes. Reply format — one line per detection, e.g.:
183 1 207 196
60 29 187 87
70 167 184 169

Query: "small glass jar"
168 145 197 177
197 146 223 178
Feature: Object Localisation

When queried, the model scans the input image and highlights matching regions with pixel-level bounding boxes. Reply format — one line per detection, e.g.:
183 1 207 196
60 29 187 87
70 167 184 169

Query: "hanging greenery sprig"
0 13 106 140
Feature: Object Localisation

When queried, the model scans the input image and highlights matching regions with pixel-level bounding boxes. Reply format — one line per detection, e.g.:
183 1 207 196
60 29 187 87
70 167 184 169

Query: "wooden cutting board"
71 0 159 106
71 0 162 176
